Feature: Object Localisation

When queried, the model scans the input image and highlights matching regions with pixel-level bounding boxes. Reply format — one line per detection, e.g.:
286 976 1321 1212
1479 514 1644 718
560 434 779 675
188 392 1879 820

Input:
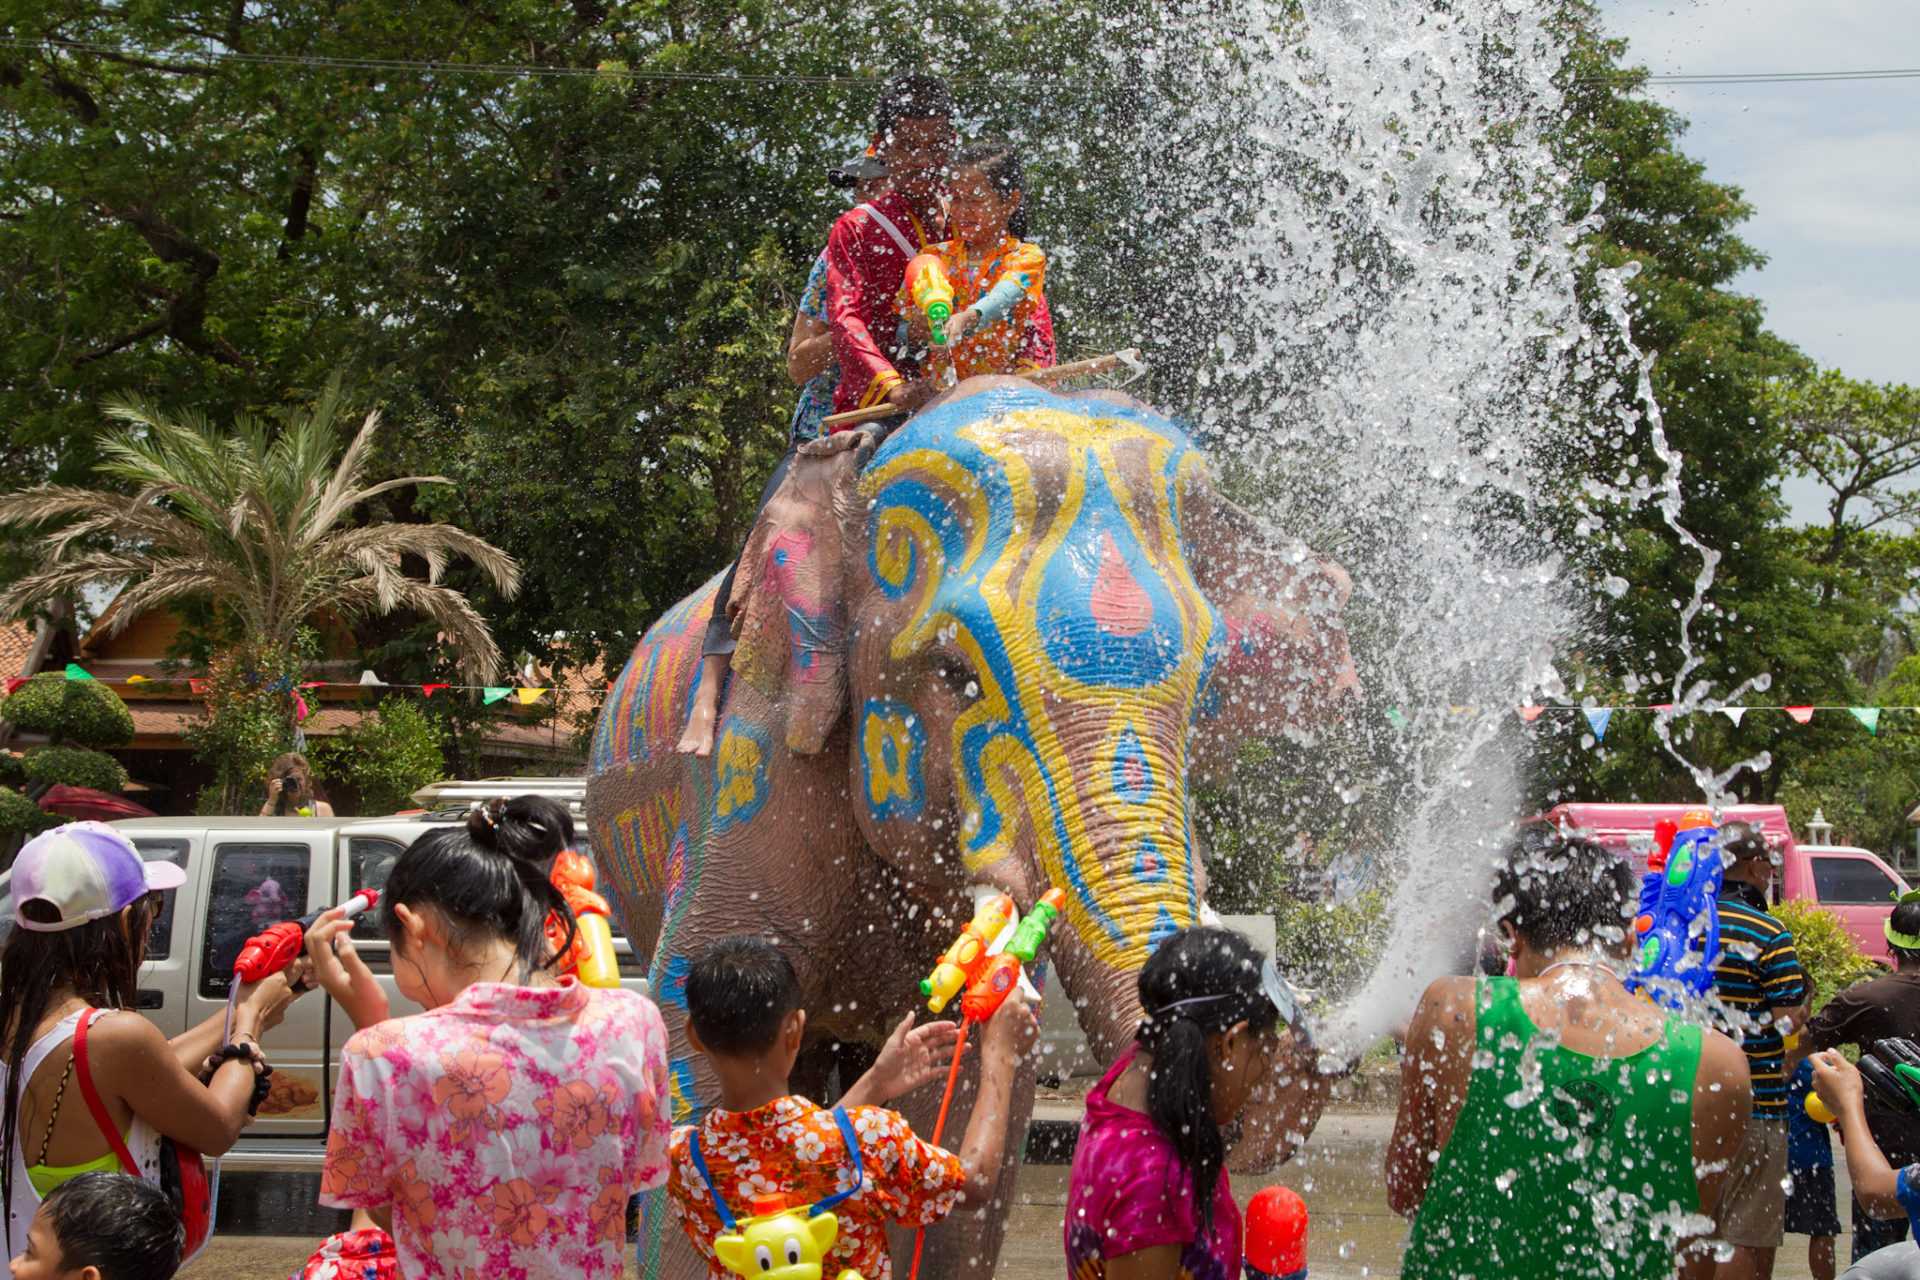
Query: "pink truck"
1543 803 1912 962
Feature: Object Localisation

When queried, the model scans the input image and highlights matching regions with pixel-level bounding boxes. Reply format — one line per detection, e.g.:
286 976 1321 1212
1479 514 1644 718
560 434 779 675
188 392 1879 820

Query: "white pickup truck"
0 810 649 1172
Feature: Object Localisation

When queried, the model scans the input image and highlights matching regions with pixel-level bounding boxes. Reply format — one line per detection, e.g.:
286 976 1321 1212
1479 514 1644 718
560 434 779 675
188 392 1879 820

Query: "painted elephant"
586 379 1358 1279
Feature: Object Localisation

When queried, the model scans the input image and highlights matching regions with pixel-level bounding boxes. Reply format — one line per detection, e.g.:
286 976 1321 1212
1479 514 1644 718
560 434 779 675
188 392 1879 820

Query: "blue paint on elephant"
1112 727 1154 804
655 953 691 1011
1038 461 1185 687
1148 905 1181 950
859 697 927 820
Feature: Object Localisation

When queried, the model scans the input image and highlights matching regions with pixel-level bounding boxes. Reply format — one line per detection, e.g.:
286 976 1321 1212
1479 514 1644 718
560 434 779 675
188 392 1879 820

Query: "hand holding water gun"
905 253 955 347
1808 1038 1920 1126
301 893 390 1029
547 849 619 988
960 888 1066 1024
1624 808 1723 1010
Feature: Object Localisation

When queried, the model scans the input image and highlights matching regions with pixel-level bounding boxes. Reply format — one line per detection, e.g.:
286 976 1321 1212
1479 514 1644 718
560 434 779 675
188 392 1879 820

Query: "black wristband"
211 1042 274 1114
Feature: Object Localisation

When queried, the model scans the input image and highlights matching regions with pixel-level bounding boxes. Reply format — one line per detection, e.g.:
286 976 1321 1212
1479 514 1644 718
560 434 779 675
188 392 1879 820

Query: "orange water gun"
905 253 956 347
548 849 619 988
921 892 1014 1014
960 888 1066 1023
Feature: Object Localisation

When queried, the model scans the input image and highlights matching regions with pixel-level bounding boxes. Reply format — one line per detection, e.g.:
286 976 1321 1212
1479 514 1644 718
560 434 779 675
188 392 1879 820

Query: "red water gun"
233 889 380 982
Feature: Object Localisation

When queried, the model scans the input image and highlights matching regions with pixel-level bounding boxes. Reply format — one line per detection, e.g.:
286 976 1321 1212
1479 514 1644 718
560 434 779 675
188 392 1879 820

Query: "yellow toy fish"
712 1195 863 1280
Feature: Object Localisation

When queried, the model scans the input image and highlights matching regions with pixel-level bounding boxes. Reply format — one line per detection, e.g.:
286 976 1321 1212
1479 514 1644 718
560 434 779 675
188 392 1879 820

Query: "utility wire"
1 36 1916 88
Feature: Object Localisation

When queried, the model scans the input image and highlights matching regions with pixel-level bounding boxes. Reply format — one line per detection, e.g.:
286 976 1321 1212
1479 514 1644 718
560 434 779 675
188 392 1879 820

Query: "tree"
0 672 136 835
1768 370 1920 582
310 697 447 815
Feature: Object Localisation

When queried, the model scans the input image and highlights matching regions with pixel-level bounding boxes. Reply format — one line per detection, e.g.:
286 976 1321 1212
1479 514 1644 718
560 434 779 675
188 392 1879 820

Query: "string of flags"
3 663 566 707
1380 701 1906 744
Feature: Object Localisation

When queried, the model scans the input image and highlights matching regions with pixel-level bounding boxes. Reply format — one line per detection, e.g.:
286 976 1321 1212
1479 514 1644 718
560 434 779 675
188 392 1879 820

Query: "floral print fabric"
320 980 671 1280
666 1095 964 1279
1064 1048 1240 1280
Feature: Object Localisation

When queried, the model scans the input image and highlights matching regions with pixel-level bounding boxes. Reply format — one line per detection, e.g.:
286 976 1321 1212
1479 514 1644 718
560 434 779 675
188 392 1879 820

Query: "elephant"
585 378 1360 1279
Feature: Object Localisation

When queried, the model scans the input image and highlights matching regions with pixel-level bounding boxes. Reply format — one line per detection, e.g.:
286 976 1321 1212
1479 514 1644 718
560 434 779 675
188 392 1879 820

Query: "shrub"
311 698 448 814
1272 890 1389 998
0 675 134 747
0 787 56 836
0 752 23 784
1773 899 1882 1013
21 745 129 795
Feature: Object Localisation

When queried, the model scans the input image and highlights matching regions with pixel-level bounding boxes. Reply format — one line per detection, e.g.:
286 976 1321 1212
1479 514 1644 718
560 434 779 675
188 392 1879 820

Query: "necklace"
1536 958 1620 981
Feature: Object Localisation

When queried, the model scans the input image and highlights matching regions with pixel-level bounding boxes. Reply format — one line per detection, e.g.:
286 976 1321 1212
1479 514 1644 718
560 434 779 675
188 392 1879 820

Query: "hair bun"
471 795 575 868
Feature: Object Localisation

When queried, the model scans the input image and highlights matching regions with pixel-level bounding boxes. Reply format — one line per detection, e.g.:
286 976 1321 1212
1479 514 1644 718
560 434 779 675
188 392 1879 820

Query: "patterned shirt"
666 1095 964 1280
788 252 837 446
1711 882 1808 1118
320 980 672 1280
918 235 1054 383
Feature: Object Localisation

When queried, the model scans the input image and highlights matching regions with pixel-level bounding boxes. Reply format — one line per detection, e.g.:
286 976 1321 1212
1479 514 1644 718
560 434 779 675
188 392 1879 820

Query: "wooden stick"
819 349 1143 431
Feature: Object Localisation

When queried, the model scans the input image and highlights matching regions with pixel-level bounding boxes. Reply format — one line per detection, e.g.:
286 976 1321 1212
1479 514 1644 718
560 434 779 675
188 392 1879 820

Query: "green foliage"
21 745 128 795
311 698 448 815
0 675 134 748
0 787 55 837
0 752 22 784
1272 892 1389 998
184 643 300 815
1772 899 1881 1014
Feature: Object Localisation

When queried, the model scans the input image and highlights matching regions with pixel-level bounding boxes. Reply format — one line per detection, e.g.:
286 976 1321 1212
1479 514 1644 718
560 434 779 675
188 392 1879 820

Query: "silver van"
0 809 648 1172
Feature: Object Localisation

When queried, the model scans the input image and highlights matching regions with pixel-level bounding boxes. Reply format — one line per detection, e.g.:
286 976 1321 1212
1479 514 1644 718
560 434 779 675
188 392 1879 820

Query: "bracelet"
212 1041 276 1116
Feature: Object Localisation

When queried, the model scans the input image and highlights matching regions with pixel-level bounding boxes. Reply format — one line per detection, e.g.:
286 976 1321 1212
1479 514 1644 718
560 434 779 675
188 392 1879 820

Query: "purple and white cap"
9 821 186 932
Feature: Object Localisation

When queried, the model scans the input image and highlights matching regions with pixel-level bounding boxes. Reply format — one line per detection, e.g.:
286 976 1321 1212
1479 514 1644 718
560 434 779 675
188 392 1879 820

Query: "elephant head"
729 380 1357 1063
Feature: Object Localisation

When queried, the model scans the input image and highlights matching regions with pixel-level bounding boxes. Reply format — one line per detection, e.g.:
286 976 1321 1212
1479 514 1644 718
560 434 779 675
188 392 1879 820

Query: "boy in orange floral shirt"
665 937 1036 1279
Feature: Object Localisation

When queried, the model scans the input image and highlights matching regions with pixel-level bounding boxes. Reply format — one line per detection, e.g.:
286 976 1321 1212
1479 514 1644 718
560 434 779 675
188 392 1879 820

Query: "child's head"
9 1173 183 1280
871 74 954 204
685 937 805 1078
1135 927 1288 1234
949 142 1027 245
378 795 576 1007
1492 827 1634 961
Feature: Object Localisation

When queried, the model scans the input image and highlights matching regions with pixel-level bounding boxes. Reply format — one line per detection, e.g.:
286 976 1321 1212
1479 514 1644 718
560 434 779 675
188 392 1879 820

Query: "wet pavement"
184 1110 1847 1279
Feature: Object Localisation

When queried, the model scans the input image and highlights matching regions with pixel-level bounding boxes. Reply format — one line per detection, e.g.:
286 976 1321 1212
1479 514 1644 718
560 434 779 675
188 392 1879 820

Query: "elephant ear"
1183 479 1358 769
728 448 864 754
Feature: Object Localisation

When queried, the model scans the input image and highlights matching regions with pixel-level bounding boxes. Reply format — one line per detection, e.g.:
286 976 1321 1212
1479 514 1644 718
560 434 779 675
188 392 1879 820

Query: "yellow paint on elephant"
861 406 1215 969
713 721 770 829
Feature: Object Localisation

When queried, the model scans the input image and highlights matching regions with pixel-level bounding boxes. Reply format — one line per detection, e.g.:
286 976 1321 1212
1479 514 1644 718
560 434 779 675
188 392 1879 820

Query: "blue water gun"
1624 808 1723 1009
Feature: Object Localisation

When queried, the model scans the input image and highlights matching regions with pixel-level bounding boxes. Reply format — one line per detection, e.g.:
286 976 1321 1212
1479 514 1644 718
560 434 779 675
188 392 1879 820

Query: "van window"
129 839 189 961
1812 856 1901 906
200 843 312 997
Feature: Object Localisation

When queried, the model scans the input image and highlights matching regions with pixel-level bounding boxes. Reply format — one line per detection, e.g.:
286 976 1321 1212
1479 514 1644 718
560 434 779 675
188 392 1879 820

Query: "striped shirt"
1711 883 1809 1118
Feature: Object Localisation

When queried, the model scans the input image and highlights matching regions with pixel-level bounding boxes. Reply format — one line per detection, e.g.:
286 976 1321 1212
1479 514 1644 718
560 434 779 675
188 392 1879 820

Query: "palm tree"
0 382 521 680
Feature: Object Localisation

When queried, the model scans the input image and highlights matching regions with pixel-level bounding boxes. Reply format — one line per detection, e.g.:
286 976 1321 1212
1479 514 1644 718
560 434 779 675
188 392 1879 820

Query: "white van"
0 810 648 1172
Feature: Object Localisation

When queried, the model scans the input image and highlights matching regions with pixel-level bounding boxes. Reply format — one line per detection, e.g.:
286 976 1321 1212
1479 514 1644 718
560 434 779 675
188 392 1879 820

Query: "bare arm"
837 1013 962 1109
91 1010 262 1155
1675 1029 1752 1276
953 993 1038 1204
1812 1049 1907 1217
787 311 833 386
1386 977 1475 1218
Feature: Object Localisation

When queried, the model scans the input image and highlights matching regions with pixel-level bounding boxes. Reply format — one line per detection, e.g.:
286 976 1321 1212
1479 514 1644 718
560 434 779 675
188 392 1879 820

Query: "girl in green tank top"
1388 830 1751 1280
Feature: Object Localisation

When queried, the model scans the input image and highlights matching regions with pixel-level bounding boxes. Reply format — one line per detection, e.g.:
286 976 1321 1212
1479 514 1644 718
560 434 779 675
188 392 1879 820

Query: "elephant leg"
885 1023 1040 1280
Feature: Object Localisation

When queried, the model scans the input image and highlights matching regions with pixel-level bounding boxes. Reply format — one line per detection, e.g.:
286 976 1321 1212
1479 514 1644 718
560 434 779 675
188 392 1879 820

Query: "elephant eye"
933 651 981 702
784 1237 804 1265
754 1244 773 1272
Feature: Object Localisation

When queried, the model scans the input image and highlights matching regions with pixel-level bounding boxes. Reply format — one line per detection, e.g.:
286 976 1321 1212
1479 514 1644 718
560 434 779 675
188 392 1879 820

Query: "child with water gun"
1810 1046 1920 1278
903 142 1054 387
664 935 1038 1280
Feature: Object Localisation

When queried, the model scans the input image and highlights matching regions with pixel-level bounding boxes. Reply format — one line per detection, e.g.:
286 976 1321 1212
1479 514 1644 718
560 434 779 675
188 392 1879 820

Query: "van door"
126 835 196 1038
1809 852 1907 960
186 832 330 1137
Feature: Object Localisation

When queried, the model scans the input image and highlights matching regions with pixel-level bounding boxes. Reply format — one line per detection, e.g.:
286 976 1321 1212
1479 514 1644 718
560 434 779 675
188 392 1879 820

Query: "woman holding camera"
257 753 334 818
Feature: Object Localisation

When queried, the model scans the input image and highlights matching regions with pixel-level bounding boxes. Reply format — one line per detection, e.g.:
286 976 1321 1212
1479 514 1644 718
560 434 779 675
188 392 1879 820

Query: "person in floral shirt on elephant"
316 798 671 1280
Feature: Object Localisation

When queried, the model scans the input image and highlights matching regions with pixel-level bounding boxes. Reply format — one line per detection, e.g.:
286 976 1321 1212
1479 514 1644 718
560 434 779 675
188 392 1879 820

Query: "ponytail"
1134 927 1280 1237
379 795 578 977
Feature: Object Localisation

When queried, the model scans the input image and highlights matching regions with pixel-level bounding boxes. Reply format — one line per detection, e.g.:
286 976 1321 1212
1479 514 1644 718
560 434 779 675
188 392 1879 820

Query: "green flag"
483 686 512 705
1852 707 1881 734
63 663 94 681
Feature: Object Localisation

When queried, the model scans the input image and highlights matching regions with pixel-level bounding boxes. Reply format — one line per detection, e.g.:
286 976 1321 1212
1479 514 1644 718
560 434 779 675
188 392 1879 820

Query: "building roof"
0 622 36 678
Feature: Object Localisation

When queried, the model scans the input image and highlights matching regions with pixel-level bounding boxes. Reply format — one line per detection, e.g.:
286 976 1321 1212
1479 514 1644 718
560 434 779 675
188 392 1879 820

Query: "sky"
1595 0 1919 524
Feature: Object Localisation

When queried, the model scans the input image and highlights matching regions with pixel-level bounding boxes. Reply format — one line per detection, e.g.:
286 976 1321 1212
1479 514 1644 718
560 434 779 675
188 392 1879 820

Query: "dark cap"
829 153 888 188
1721 821 1774 863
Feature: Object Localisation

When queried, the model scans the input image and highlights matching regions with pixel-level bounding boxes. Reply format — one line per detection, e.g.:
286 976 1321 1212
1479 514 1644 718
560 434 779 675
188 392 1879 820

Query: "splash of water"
1101 0 1723 1056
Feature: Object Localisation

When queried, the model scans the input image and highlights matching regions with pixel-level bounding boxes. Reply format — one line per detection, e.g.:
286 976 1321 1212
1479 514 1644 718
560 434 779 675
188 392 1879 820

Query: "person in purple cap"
1 822 307 1256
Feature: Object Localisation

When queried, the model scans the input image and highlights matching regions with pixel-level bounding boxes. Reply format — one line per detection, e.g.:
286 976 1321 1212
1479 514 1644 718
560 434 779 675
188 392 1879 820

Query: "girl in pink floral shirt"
314 797 670 1280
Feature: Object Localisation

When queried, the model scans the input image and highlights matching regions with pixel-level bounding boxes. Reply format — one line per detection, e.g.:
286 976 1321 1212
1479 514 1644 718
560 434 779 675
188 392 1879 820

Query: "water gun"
905 253 955 347
712 1194 862 1280
960 888 1066 1023
233 889 379 982
921 892 1015 1015
547 849 619 988
1624 808 1723 1010
1244 1185 1310 1280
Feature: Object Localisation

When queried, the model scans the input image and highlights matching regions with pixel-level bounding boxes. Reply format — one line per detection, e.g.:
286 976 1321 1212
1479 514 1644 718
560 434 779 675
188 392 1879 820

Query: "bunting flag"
188 678 208 695
1651 702 1674 714
293 690 311 723
125 674 148 685
1786 706 1815 724
63 663 94 681
515 687 548 706
3 677 27 696
1584 708 1613 742
1853 707 1881 735
1518 705 1545 723
1722 707 1747 727
1384 707 1410 731
482 686 512 705
421 683 449 697
358 670 384 686
300 681 325 690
